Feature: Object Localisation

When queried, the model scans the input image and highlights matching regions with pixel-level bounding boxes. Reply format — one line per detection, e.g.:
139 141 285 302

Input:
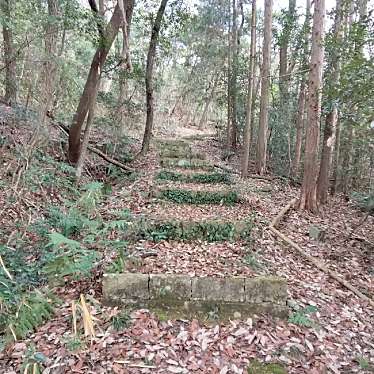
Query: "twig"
269 199 374 309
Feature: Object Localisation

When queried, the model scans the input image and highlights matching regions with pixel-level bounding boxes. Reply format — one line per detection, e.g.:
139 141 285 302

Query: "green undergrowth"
158 188 239 205
131 217 255 242
160 158 214 171
156 170 231 184
1 152 135 348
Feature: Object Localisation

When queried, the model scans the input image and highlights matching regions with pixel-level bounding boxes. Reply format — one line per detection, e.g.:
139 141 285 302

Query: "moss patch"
156 170 231 184
130 218 254 242
158 188 239 205
160 158 214 171
247 360 287 374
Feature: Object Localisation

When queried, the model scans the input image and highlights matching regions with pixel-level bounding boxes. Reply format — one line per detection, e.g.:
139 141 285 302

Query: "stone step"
102 273 288 320
156 188 240 205
127 217 253 242
155 170 232 184
160 158 214 171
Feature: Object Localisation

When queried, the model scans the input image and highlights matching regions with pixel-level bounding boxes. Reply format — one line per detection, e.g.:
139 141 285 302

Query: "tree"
1 0 17 104
37 0 60 137
241 0 256 178
317 0 344 203
299 0 325 212
256 0 273 175
68 1 134 164
140 0 169 155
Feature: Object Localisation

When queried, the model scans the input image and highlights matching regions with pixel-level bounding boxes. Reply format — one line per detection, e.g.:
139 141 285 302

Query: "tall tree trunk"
317 0 343 204
140 0 168 155
340 125 354 194
291 0 311 178
299 0 325 212
1 0 17 104
115 3 134 129
241 0 256 177
226 1 232 149
68 1 133 163
230 0 238 149
37 0 60 138
255 0 273 175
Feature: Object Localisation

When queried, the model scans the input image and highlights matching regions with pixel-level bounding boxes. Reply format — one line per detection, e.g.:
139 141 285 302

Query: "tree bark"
140 0 169 155
1 0 17 104
68 1 133 164
299 0 325 212
292 81 306 177
255 0 273 175
230 0 239 149
37 0 60 138
317 0 343 204
115 3 134 129
241 0 256 177
226 1 232 149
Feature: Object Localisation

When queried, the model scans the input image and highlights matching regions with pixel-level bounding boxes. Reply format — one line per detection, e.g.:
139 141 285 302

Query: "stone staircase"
103 137 288 320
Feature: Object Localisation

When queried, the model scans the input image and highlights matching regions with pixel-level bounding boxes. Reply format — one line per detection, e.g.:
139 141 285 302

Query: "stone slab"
192 277 245 302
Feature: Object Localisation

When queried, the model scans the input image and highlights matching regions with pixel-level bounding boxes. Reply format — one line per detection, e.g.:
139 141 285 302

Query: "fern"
43 233 99 279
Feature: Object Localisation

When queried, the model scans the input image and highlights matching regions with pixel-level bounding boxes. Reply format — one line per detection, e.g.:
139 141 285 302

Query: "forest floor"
1 115 374 373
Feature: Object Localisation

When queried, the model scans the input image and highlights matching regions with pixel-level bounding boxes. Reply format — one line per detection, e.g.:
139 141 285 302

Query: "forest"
0 0 373 373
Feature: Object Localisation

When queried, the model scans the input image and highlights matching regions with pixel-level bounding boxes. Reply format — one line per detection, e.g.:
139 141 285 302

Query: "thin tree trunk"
1 0 17 104
37 0 60 139
317 108 337 203
230 0 238 149
331 117 341 195
317 0 343 204
226 0 232 149
68 1 133 163
140 0 168 155
255 0 273 175
115 4 134 129
292 81 306 177
291 0 310 178
198 74 219 129
241 0 256 177
299 0 325 212
76 87 99 182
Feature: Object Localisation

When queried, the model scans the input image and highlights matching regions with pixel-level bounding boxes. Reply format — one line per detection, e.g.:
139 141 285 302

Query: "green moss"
160 158 214 171
159 188 239 205
131 218 254 242
247 360 287 374
156 170 231 184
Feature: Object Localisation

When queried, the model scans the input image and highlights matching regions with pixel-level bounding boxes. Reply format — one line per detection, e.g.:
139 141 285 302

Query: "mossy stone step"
159 148 207 160
127 217 253 242
160 158 214 171
102 273 288 320
156 188 239 205
156 170 232 184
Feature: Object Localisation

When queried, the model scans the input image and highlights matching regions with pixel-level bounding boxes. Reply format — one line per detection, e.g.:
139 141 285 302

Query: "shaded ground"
1 122 374 374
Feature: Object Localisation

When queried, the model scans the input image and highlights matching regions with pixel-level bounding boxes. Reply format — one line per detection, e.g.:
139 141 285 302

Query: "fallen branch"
270 198 298 228
269 199 374 308
51 120 134 173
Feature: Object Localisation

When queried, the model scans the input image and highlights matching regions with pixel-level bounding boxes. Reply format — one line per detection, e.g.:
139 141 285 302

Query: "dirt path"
2 133 373 374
